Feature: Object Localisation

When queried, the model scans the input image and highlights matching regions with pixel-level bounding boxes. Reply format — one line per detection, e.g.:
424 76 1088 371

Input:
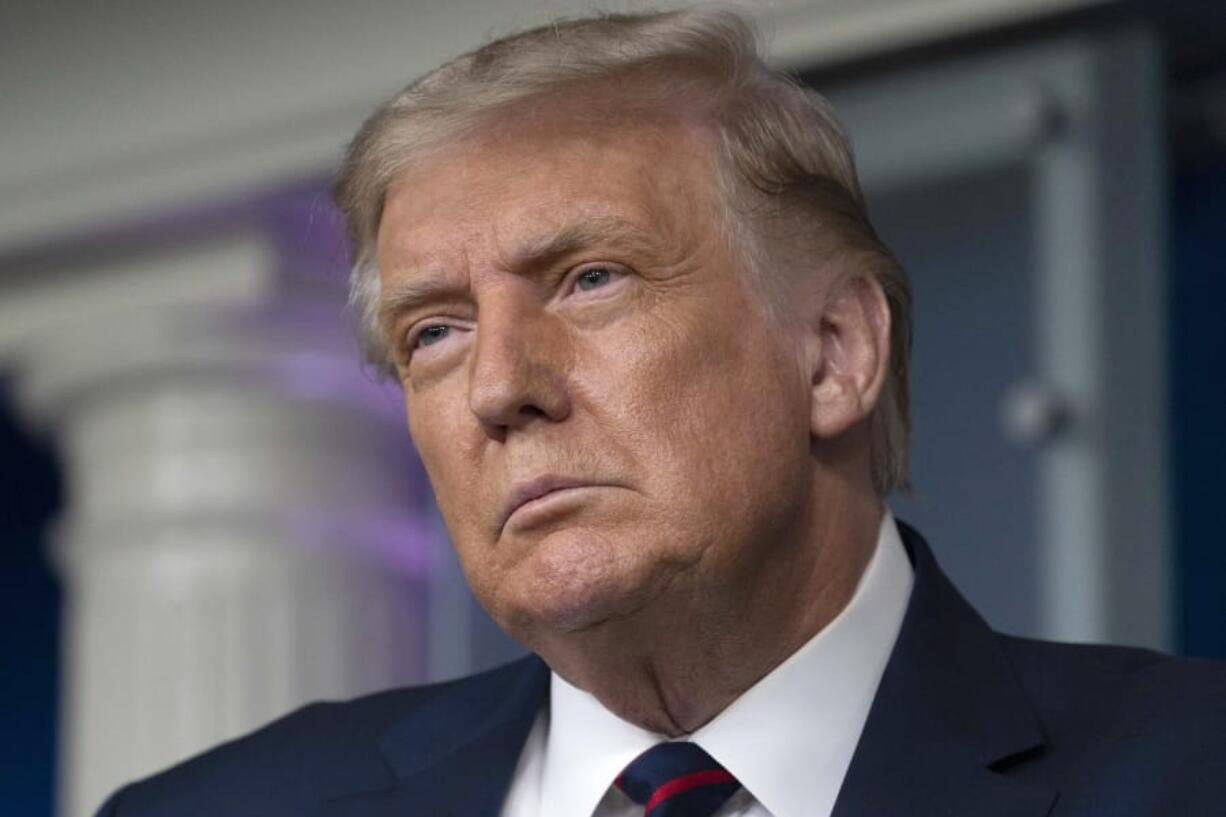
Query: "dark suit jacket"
95 524 1226 816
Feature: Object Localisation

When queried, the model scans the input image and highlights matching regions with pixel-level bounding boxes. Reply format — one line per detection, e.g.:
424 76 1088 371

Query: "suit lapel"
832 523 1057 817
313 656 550 817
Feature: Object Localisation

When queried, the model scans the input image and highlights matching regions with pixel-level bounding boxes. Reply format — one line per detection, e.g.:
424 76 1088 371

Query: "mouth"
499 475 615 534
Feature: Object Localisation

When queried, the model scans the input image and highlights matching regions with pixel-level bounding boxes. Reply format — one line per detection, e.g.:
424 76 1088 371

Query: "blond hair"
334 7 912 494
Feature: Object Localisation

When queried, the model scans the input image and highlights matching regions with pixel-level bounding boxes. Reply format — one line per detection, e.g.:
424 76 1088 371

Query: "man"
96 8 1225 817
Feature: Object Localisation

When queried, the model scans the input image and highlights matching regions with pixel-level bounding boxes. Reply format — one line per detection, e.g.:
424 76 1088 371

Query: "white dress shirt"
500 510 914 817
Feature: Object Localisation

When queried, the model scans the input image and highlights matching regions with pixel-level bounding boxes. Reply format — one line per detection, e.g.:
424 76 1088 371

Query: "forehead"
375 110 722 270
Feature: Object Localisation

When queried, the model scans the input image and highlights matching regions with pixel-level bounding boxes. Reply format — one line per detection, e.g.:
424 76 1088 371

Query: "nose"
467 295 571 435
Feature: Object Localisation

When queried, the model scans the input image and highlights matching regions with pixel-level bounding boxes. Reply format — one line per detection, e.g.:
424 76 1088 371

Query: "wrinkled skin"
375 106 889 735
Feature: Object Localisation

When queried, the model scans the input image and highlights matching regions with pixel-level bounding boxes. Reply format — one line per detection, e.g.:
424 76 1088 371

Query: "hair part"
334 7 912 494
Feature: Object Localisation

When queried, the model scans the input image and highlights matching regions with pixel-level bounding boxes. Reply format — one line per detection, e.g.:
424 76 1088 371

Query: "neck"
542 483 883 736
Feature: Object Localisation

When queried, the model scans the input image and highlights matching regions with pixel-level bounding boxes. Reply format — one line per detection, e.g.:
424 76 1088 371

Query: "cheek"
675 350 807 521
591 289 811 530
405 391 486 537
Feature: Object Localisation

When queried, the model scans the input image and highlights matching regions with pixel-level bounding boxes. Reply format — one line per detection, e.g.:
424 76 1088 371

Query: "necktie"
615 741 742 817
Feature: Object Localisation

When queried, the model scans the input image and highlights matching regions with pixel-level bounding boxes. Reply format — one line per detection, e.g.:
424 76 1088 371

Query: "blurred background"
2 1 1224 815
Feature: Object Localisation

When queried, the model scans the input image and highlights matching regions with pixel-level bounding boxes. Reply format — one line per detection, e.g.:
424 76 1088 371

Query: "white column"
6 233 434 817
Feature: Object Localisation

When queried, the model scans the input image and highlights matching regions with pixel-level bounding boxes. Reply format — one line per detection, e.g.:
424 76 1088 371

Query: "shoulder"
999 634 1226 725
96 689 409 817
997 635 1226 797
97 657 540 817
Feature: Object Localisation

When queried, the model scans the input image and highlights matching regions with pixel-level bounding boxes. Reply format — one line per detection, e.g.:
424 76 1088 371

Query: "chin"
493 525 668 637
520 585 624 634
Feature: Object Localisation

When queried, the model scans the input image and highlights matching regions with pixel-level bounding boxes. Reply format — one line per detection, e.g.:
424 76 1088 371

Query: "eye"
415 324 451 348
573 265 625 294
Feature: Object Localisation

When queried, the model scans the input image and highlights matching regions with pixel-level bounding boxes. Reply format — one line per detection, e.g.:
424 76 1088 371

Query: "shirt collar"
539 510 914 817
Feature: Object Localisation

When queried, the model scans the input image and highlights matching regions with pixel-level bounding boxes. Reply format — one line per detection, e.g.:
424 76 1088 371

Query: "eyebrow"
377 214 659 333
498 214 659 273
377 276 468 337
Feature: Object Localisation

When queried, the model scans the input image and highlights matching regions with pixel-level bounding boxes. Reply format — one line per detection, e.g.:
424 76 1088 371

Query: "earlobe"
808 274 891 440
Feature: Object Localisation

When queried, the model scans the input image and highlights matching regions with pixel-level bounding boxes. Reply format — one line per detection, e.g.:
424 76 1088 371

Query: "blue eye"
416 325 450 348
576 267 614 292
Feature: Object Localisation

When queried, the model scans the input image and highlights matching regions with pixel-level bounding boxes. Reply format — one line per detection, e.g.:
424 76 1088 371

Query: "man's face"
375 110 816 649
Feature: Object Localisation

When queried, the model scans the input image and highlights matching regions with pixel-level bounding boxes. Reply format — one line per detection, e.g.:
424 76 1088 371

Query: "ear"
804 274 891 440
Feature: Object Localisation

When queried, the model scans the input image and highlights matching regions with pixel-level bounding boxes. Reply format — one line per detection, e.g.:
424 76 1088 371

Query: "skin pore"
375 101 891 736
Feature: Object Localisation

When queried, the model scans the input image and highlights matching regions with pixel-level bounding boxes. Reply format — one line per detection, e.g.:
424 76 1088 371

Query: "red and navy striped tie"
615 742 741 816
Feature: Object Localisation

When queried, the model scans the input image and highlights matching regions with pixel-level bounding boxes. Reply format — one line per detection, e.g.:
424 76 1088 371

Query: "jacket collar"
831 522 1057 817
313 655 550 817
316 521 1057 817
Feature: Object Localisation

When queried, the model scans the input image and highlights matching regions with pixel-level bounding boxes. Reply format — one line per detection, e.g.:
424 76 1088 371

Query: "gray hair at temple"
334 7 912 495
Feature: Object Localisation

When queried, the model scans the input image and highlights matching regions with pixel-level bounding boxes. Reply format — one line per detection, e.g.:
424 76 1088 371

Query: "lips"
499 475 607 533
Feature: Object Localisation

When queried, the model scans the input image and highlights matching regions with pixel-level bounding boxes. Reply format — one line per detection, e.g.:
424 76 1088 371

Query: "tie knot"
615 742 741 816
